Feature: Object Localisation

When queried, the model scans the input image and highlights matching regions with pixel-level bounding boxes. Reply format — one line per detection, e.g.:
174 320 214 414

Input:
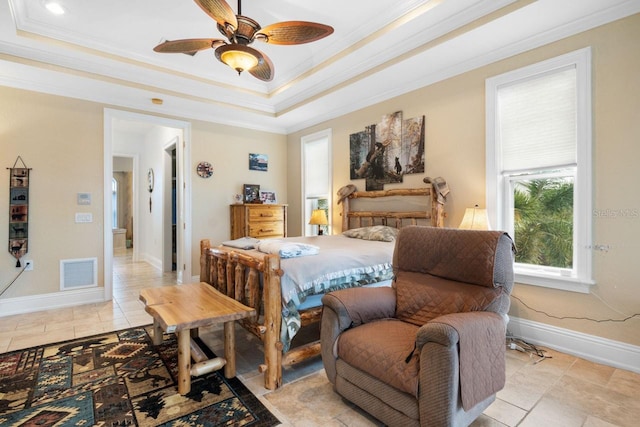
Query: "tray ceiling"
1 0 638 133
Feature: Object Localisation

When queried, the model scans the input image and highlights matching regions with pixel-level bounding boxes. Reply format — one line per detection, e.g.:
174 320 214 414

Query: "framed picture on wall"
260 190 277 204
243 184 260 203
249 153 268 171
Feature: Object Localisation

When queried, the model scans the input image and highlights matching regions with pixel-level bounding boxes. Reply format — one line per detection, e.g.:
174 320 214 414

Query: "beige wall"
0 87 287 300
190 120 287 274
1 88 104 297
287 14 640 346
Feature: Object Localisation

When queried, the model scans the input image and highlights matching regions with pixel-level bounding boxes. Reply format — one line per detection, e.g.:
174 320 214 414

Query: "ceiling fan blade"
249 50 274 82
153 38 224 54
256 21 334 45
194 0 238 30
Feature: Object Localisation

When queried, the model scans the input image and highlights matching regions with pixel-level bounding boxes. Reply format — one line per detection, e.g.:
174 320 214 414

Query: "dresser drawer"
249 221 284 238
248 206 285 222
230 203 287 239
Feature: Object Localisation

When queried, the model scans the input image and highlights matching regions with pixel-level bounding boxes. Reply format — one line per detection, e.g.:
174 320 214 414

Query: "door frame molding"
103 108 192 300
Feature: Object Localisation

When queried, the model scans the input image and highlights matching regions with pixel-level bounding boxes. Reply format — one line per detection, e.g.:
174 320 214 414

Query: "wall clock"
197 161 213 178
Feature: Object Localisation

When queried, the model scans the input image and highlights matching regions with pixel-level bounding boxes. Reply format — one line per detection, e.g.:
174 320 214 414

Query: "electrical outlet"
24 260 33 271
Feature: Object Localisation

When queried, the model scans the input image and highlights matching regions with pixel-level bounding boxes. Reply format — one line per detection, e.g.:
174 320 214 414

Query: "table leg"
152 320 164 346
223 321 235 378
177 330 191 395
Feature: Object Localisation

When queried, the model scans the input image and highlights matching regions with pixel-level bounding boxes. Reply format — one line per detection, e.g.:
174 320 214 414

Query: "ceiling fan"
153 0 334 82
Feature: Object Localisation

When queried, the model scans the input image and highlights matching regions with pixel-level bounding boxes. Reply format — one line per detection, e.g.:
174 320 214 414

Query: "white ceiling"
1 0 639 134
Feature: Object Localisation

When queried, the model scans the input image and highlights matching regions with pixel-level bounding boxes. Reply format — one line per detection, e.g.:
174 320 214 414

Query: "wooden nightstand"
230 204 287 239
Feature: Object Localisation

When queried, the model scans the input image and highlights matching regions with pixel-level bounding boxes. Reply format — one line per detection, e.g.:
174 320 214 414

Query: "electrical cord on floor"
511 294 640 323
506 334 552 364
0 263 28 298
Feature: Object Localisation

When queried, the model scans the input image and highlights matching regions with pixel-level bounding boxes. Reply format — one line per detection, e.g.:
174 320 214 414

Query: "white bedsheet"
219 234 395 351
276 234 395 306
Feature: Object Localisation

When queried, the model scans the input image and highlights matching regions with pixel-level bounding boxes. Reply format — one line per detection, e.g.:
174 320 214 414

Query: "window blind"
304 137 329 196
498 67 577 172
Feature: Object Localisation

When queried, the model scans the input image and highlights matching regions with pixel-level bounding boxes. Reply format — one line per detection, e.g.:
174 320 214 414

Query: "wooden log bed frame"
200 184 446 389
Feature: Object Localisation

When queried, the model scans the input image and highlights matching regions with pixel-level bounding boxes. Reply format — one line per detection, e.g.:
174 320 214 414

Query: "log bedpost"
200 239 211 283
262 253 283 390
341 197 350 232
430 183 445 227
225 256 234 297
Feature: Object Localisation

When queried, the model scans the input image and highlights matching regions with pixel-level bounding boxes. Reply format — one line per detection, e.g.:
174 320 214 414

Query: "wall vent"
60 258 98 290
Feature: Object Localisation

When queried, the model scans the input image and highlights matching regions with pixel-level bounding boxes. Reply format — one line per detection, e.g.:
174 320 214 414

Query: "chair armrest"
321 287 395 385
416 311 504 349
416 311 506 420
322 287 396 331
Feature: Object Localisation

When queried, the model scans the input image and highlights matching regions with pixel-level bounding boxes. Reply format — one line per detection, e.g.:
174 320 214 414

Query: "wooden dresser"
230 204 288 239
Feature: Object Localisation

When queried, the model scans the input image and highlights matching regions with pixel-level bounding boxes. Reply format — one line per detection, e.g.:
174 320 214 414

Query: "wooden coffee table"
139 282 256 395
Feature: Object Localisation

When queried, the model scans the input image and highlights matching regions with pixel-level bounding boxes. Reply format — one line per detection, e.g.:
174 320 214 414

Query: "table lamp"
309 209 328 235
458 205 490 230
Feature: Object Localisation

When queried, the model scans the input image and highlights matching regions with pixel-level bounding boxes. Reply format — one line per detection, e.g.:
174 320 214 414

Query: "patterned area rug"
0 326 279 426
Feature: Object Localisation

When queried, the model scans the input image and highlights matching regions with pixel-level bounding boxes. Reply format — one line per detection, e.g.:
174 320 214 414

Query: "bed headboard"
340 180 446 231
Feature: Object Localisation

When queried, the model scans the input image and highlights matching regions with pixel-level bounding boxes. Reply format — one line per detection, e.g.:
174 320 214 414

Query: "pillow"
343 225 399 242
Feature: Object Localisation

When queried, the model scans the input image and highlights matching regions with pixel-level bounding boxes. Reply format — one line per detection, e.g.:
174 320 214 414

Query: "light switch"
75 213 93 223
77 193 92 205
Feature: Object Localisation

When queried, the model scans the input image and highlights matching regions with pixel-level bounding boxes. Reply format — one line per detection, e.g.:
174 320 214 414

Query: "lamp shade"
215 44 260 74
459 205 490 230
309 209 328 226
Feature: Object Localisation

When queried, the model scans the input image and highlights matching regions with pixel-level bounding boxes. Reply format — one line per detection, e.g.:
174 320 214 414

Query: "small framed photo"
243 184 260 203
249 153 268 171
260 190 277 204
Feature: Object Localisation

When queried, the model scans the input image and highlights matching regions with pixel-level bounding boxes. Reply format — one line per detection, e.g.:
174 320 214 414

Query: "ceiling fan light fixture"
221 49 258 73
155 0 332 81
216 44 260 75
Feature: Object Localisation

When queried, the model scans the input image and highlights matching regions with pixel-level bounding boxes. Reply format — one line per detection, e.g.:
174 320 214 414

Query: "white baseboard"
0 287 106 317
142 253 162 271
508 316 640 374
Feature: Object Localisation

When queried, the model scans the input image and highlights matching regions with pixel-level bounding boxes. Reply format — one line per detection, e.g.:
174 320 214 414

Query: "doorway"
103 109 192 301
112 155 135 260
163 141 178 272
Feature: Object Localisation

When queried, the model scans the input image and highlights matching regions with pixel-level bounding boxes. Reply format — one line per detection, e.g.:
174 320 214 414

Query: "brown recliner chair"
321 226 515 427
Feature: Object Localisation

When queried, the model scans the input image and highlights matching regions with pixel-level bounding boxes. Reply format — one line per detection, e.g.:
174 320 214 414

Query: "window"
486 48 593 293
302 129 332 236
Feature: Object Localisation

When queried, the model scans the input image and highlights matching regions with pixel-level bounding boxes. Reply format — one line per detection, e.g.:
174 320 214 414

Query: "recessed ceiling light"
44 1 65 15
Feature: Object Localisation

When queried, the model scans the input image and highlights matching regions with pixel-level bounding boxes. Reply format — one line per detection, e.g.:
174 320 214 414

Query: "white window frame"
486 48 594 293
301 129 332 236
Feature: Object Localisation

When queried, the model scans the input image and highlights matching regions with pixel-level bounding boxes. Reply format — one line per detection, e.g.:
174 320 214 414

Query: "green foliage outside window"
317 198 329 235
513 178 574 268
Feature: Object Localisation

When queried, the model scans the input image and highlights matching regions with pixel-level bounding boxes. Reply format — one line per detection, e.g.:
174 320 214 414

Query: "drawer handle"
259 213 274 217
261 229 274 233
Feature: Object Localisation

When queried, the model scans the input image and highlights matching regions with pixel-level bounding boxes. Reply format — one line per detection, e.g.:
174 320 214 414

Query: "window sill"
515 270 595 293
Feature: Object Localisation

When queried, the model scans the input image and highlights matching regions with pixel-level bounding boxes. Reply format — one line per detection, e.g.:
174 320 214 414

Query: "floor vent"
60 258 98 290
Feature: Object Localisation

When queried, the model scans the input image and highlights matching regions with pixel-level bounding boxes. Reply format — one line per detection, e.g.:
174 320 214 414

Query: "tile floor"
1 252 639 426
